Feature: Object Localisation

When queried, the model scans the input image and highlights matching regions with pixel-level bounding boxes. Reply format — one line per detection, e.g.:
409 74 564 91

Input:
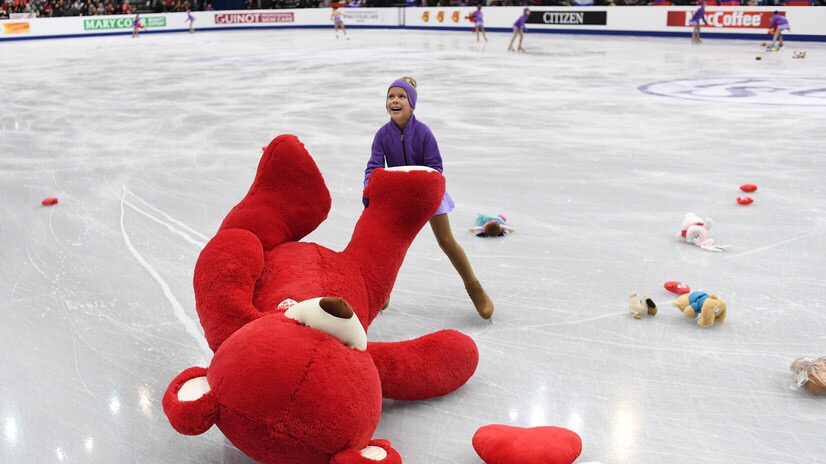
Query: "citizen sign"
528 11 607 26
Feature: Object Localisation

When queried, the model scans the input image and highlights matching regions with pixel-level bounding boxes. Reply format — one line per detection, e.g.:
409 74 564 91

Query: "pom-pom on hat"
388 79 417 109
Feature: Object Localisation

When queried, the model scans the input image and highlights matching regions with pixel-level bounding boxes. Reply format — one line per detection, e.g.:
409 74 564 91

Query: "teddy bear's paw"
362 166 445 221
221 134 331 249
330 439 401 464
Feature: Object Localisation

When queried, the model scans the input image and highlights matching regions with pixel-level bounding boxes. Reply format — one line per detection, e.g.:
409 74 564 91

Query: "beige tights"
429 214 494 319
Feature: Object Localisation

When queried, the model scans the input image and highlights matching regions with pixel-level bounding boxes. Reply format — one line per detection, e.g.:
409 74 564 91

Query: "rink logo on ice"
83 16 166 30
214 13 295 24
528 11 607 26
639 78 826 106
666 11 775 28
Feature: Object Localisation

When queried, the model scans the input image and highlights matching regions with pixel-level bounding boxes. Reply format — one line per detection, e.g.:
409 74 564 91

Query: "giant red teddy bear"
161 134 479 464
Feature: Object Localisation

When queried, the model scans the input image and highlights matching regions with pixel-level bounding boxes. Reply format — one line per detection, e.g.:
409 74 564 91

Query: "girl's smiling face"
386 86 413 127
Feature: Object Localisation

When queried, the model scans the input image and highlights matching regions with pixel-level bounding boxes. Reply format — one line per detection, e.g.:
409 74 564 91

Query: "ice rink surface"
2 26 825 464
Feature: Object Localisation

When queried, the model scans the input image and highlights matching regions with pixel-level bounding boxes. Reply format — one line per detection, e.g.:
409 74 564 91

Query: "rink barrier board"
2 6 824 42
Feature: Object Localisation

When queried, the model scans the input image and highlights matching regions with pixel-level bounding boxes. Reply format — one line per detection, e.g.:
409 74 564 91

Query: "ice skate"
466 280 494 320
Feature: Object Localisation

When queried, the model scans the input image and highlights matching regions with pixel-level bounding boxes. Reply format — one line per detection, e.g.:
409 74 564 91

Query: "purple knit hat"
388 79 417 109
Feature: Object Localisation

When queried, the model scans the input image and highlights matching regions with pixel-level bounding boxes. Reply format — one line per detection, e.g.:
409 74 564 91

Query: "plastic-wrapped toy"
469 213 515 237
677 213 729 252
791 357 826 396
629 292 657 319
673 291 727 327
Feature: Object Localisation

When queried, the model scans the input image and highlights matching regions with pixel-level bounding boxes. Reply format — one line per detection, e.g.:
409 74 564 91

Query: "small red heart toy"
41 197 59 206
737 196 754 205
665 281 690 294
740 184 758 192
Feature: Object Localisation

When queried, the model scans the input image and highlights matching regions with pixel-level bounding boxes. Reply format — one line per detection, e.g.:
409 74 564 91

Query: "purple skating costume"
689 5 706 26
364 81 454 216
770 13 790 31
514 11 529 31
186 12 195 24
472 9 483 27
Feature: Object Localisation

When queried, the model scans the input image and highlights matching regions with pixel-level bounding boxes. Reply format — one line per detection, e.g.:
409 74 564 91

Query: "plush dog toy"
677 213 728 252
791 357 826 396
672 291 727 327
162 135 479 464
629 292 657 319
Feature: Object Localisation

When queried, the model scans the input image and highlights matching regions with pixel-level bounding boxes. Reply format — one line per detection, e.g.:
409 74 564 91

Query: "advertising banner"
1 21 30 34
83 16 166 30
528 10 607 26
666 10 776 29
214 12 295 24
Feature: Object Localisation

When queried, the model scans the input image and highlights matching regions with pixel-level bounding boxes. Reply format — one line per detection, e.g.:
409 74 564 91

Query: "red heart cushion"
472 424 582 464
664 281 690 295
740 184 758 192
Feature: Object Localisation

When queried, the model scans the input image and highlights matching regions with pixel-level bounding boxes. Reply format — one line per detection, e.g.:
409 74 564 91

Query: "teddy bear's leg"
682 307 697 319
697 307 715 327
220 134 331 251
368 329 478 401
194 229 265 351
715 306 727 324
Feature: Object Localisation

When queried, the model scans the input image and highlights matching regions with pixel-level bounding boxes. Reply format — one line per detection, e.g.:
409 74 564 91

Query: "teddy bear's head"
163 297 382 464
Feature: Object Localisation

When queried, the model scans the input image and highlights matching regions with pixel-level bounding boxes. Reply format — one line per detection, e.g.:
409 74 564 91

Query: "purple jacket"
514 13 529 30
690 6 706 24
770 14 789 29
364 115 454 214
364 114 443 186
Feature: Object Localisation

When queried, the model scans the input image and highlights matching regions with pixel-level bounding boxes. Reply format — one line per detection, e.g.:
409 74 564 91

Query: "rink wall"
1 6 825 42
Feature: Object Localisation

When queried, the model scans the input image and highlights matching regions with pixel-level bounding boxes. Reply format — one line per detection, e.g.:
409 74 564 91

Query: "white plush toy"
677 213 729 252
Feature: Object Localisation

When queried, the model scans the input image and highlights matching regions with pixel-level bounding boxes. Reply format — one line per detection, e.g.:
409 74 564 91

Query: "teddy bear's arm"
219 134 332 251
194 228 265 352
367 329 479 401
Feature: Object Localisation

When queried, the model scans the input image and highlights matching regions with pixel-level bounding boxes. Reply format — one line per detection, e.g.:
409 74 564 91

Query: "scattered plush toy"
677 213 729 252
673 291 727 327
41 197 58 206
736 196 754 205
739 183 758 192
162 135 480 464
664 281 690 295
469 213 515 237
473 425 582 464
629 292 657 319
792 50 807 59
791 357 826 395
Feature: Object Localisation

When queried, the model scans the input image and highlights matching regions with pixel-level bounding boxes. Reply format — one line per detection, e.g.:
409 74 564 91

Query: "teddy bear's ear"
162 367 219 436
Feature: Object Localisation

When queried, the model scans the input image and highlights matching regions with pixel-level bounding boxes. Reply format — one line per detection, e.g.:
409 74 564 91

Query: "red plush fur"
163 135 479 464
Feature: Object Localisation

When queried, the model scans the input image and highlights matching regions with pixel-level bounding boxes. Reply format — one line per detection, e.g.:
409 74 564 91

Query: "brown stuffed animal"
673 291 726 327
791 357 826 395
